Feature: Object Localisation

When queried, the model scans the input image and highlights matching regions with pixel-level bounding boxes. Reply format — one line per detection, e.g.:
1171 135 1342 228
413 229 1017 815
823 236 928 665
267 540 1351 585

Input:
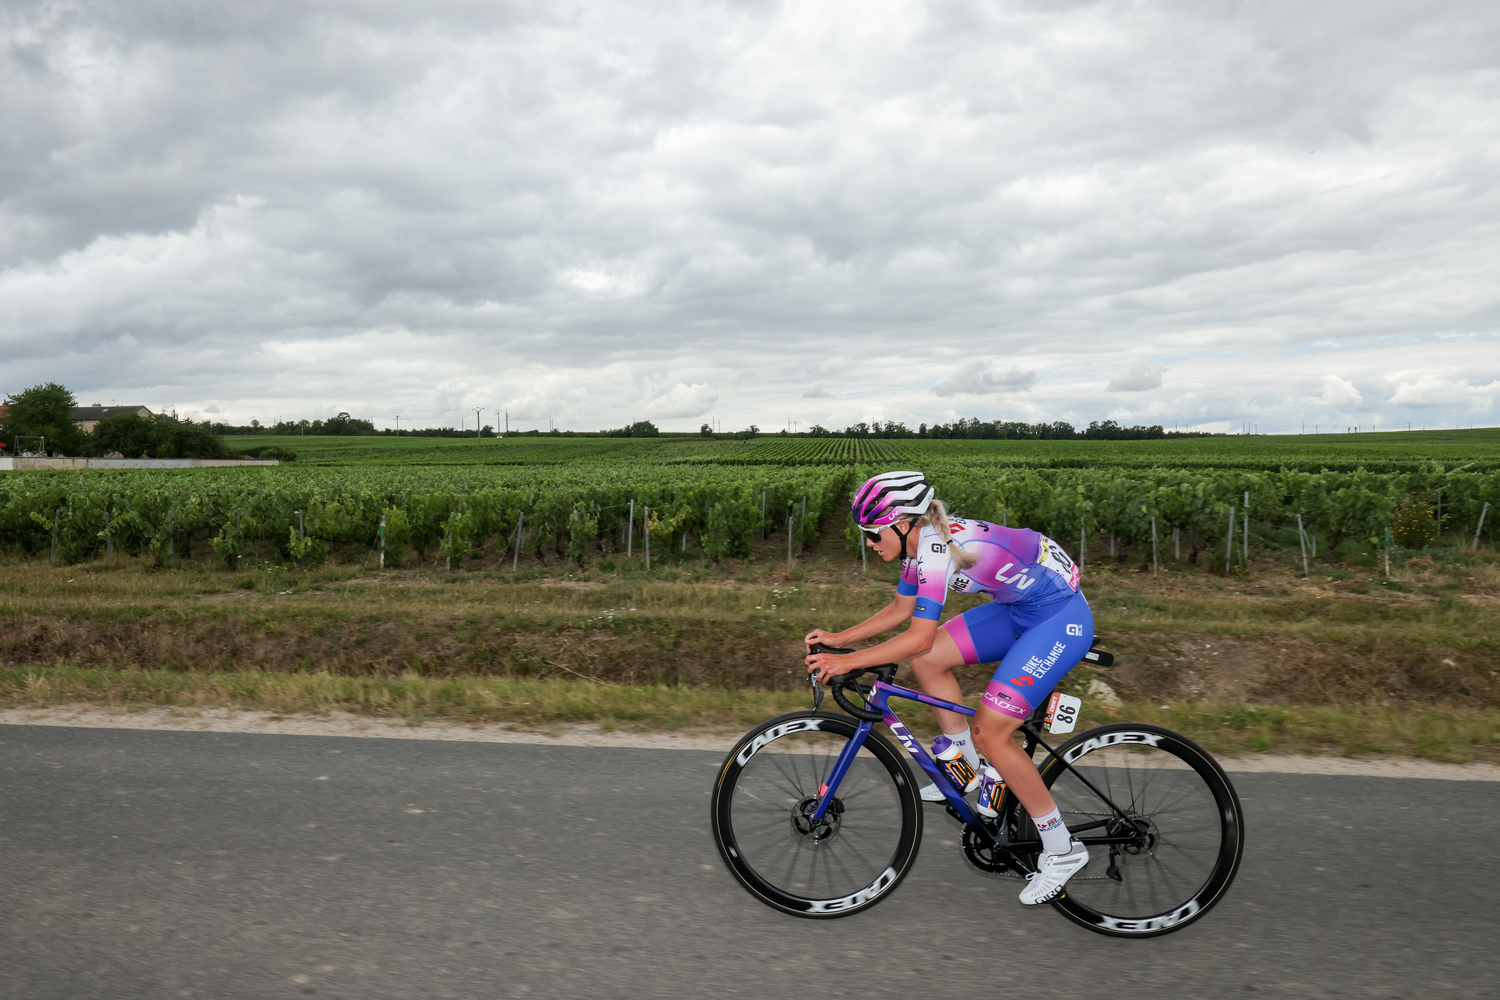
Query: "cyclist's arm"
807 614 939 677
829 594 916 645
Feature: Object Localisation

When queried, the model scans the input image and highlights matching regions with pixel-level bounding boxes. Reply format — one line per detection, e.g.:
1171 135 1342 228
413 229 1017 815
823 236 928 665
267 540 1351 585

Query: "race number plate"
1044 692 1081 734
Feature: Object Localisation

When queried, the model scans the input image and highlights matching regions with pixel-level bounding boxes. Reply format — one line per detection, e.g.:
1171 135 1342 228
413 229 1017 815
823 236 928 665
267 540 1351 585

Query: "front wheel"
1038 723 1245 938
711 712 922 918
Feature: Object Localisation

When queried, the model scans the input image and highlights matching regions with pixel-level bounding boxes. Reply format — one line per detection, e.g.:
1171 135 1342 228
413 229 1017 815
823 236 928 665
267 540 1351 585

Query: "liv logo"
886 719 923 756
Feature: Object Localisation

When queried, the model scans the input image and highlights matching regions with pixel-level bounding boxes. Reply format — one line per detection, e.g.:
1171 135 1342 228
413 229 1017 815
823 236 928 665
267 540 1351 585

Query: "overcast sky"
3 0 1498 434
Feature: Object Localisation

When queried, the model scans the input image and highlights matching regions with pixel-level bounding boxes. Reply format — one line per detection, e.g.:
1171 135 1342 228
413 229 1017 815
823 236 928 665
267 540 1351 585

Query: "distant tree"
700 423 713 436
163 420 229 459
91 413 226 459
2 382 87 455
91 413 170 458
603 420 660 437
324 411 377 436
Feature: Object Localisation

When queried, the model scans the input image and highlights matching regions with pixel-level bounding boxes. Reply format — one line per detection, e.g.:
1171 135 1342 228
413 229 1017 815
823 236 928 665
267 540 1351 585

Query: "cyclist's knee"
973 705 1021 742
909 648 952 679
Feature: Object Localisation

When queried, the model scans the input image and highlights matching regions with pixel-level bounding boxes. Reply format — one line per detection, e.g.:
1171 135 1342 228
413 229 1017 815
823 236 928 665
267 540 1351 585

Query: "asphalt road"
1 725 1495 1000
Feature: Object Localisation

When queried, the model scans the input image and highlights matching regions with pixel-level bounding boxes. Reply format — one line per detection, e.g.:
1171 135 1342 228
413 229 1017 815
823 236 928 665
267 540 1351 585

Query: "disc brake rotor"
790 795 843 842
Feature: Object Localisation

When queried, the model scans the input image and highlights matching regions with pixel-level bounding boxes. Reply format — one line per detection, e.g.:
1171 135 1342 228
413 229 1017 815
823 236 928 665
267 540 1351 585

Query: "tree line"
2 383 229 460
806 417 1212 440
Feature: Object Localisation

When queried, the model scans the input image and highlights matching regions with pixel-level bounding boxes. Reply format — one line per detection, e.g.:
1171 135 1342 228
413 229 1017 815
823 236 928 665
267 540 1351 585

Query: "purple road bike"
710 644 1244 937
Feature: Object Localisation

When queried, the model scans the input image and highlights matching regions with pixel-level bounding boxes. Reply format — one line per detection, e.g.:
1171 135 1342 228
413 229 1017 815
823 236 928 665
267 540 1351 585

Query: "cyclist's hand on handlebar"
804 628 844 649
805 649 858 684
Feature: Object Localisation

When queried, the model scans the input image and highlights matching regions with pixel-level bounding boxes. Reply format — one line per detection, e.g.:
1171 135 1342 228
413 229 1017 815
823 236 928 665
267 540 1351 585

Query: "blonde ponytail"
920 498 980 571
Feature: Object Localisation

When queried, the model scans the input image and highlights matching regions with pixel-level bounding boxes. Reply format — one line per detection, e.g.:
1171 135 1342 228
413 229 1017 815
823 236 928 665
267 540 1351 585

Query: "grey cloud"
2 0 1499 433
931 362 1039 397
1107 364 1167 392
803 384 831 398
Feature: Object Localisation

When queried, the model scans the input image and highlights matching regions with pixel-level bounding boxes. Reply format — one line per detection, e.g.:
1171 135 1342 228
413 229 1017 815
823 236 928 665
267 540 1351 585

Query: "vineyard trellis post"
644 506 651 571
627 500 634 558
295 509 304 569
513 512 525 572
1225 506 1235 575
1242 491 1250 568
1173 525 1180 561
379 514 387 569
235 508 242 569
1296 514 1309 577
761 490 767 541
1150 516 1159 574
1384 527 1391 577
1472 502 1490 552
787 511 794 568
105 507 112 557
168 510 176 569
51 509 60 563
1078 519 1086 566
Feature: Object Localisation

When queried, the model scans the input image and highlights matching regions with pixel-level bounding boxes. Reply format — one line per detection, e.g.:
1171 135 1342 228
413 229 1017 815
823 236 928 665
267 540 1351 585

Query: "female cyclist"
805 470 1096 905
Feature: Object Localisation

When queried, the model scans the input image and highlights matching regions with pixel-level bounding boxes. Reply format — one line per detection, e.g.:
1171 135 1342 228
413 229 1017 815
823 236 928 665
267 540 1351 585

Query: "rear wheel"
711 712 922 918
1036 723 1244 937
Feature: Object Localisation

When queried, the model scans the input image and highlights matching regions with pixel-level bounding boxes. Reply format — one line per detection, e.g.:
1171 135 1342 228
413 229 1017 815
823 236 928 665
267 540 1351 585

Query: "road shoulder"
4 704 1498 781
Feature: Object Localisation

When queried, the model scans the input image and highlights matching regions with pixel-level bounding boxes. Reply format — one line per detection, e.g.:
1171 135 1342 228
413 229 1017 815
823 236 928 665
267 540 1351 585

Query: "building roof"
72 405 153 421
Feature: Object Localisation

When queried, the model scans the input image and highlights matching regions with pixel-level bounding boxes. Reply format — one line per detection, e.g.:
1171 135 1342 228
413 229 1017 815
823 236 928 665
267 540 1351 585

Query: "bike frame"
810 678 1142 869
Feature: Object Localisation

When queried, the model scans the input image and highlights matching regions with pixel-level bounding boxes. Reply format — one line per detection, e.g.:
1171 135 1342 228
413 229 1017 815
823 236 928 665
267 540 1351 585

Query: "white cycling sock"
1032 808 1072 856
943 728 981 770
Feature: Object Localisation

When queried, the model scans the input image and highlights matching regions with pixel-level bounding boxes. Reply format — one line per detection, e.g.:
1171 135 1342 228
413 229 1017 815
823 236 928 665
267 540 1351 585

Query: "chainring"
961 825 1026 879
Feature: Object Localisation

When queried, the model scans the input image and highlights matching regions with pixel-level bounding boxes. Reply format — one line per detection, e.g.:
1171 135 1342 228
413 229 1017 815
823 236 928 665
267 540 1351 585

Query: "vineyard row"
4 462 1497 567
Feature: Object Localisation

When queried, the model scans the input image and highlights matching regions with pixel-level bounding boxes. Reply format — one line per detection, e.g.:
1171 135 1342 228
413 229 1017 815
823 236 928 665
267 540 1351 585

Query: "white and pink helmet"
851 471 935 528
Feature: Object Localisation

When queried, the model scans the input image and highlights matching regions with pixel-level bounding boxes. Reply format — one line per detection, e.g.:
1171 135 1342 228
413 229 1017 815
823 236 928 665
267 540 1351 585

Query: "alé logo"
736 718 824 766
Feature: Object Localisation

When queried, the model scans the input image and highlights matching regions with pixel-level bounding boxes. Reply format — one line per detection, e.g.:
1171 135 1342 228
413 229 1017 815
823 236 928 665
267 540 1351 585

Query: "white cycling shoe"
1019 840 1090 905
920 783 947 802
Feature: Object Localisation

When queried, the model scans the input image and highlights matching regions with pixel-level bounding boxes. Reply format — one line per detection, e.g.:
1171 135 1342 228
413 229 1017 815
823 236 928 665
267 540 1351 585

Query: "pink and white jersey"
896 518 1080 621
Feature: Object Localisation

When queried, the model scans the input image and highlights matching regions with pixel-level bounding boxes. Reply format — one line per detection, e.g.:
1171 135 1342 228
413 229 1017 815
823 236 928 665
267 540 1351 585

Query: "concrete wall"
2 458 279 471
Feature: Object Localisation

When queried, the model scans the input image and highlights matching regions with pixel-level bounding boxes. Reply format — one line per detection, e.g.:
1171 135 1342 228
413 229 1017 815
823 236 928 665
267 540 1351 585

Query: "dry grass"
2 533 1497 761
5 665 1498 763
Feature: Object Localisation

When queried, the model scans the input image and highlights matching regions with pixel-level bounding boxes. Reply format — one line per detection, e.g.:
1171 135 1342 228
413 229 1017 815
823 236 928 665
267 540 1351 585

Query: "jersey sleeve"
896 558 919 597
910 532 948 621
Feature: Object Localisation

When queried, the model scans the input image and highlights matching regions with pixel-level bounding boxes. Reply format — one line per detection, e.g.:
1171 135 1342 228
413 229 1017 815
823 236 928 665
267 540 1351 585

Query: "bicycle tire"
1034 723 1244 938
711 711 922 918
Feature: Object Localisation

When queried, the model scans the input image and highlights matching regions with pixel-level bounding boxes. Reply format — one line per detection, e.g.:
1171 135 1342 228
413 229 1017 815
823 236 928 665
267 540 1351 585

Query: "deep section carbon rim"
711 712 922 918
1038 723 1244 937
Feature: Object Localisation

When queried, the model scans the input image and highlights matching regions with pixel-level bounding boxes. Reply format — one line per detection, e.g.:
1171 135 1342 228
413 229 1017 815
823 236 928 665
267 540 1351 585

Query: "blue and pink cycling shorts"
940 589 1095 720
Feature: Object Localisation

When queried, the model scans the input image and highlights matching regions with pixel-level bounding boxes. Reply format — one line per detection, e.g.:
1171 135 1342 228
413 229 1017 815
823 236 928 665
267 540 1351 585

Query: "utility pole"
473 406 483 442
504 409 509 435
395 415 400 436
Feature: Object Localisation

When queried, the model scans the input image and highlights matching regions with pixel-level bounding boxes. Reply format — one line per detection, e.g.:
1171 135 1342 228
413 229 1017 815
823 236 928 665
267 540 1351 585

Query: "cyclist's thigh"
913 627 967 672
980 591 1095 721
939 601 1019 667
